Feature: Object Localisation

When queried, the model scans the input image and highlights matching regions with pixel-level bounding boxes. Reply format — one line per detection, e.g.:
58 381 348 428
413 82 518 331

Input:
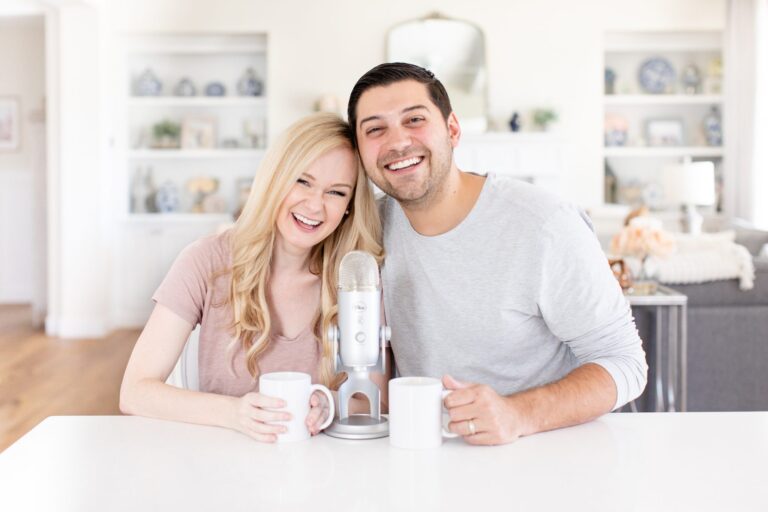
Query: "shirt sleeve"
152 238 214 328
536 204 648 410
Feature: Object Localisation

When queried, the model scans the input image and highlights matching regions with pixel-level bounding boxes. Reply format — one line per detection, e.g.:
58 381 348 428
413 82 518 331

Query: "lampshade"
663 161 716 206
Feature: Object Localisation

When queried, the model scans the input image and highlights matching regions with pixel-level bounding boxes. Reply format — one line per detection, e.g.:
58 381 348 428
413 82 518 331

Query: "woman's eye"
297 178 310 186
328 190 347 197
366 127 382 135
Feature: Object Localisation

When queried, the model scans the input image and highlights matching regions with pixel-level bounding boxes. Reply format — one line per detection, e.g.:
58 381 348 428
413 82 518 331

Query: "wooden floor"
0 305 139 452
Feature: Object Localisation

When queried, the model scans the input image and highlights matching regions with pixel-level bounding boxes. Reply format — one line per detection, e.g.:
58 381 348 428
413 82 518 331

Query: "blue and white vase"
703 106 722 146
237 68 264 96
174 77 196 97
135 69 163 96
155 181 180 213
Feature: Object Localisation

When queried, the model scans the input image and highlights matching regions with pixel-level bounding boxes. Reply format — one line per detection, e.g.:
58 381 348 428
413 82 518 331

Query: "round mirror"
387 13 488 132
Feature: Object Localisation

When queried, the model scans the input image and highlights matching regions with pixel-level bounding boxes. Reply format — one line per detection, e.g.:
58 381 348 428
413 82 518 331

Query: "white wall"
45 3 110 337
0 16 45 306
109 0 726 207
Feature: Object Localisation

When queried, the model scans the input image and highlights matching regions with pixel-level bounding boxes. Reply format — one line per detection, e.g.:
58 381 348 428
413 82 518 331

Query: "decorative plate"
204 82 226 97
638 57 675 94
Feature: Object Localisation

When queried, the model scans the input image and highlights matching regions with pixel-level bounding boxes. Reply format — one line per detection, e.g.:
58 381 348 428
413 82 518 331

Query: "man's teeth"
387 156 422 171
293 213 321 227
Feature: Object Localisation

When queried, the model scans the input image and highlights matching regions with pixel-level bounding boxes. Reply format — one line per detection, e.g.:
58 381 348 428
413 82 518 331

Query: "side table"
627 285 688 412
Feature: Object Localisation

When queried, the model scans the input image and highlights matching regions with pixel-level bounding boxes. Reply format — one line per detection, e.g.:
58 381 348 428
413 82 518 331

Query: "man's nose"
385 124 413 152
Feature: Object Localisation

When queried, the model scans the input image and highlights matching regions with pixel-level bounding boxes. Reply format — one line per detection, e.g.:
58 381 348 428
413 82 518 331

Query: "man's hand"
442 375 530 445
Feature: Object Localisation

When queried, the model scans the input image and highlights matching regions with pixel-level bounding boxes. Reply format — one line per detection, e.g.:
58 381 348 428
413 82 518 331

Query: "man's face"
354 80 460 206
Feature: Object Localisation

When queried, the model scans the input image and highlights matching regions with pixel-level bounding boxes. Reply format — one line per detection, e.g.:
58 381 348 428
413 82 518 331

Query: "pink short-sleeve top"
152 231 321 396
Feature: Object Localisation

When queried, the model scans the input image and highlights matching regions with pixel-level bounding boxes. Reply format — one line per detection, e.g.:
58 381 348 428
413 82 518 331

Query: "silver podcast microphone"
324 250 390 440
337 251 383 369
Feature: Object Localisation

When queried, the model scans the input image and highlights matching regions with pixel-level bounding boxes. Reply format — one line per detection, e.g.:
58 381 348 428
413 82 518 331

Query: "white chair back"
166 327 200 391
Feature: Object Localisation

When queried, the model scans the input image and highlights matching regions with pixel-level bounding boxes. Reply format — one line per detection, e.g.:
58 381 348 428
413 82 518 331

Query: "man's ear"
447 112 462 148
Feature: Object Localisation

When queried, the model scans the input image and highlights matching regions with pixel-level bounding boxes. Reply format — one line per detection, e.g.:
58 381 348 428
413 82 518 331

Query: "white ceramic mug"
258 372 335 443
388 376 459 449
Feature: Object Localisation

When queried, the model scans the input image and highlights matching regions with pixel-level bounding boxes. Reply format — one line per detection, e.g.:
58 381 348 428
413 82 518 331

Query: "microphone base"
324 414 389 440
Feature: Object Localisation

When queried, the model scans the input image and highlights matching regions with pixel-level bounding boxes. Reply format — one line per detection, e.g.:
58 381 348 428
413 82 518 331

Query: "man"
347 63 647 445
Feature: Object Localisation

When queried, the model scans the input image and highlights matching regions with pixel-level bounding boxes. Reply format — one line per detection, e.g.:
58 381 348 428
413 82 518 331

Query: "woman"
120 113 384 442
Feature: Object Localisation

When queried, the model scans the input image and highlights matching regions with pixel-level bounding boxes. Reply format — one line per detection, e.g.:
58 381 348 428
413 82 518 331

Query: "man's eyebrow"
301 172 353 189
359 105 430 127
359 114 381 127
402 105 429 114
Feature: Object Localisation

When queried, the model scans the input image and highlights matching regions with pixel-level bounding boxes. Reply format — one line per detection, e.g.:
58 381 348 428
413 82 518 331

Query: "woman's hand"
231 392 291 443
305 390 332 435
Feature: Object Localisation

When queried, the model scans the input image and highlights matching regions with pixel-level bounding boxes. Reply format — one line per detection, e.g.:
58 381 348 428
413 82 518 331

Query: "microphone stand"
324 325 391 439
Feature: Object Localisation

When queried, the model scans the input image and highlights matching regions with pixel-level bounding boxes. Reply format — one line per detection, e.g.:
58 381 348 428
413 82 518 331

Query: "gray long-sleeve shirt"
380 173 647 409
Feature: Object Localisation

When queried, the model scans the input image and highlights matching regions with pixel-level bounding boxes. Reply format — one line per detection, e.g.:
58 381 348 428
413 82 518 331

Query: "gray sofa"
633 225 768 411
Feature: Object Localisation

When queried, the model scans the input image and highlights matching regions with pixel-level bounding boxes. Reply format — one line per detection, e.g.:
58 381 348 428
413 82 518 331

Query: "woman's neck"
271 235 313 277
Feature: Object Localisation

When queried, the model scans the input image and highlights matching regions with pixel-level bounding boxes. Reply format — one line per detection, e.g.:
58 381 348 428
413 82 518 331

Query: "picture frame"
645 118 684 147
0 96 21 151
181 116 216 149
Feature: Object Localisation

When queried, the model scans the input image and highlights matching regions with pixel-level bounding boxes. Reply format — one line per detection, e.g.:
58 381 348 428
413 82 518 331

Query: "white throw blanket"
651 231 755 290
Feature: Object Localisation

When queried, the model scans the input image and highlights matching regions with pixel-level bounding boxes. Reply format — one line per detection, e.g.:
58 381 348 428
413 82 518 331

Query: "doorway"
0 13 47 328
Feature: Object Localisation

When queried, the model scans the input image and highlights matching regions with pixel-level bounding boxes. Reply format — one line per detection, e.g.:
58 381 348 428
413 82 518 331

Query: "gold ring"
468 419 476 436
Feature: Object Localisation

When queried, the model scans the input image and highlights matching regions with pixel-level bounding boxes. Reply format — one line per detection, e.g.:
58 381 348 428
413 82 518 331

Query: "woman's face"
275 146 358 254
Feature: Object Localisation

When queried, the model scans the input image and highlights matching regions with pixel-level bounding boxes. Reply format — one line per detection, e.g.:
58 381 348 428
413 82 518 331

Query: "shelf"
125 213 233 223
128 149 265 160
603 146 724 158
604 31 722 52
126 35 267 56
604 95 722 106
128 96 266 107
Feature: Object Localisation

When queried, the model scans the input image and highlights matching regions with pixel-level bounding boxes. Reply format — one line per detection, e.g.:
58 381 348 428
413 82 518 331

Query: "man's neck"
400 169 486 236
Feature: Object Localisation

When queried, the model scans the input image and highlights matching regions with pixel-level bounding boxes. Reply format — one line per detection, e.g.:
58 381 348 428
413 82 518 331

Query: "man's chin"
386 187 432 206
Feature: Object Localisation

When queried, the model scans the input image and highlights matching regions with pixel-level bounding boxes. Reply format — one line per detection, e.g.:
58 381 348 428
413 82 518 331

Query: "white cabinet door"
112 220 226 328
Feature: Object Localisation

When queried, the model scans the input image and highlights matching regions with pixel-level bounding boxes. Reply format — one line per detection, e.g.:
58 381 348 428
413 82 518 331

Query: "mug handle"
310 384 336 431
441 389 459 438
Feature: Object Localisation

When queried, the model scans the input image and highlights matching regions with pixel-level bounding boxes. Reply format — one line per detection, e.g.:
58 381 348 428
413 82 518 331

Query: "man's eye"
408 116 425 124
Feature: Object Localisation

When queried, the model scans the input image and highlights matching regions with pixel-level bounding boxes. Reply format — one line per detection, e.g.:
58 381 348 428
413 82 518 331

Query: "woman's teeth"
293 213 321 227
386 156 422 171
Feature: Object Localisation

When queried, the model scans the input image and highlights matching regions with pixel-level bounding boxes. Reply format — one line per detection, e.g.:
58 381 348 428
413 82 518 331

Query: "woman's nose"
303 188 324 212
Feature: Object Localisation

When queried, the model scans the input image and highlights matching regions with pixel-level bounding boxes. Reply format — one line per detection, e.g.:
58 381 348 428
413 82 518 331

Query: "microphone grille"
338 251 380 292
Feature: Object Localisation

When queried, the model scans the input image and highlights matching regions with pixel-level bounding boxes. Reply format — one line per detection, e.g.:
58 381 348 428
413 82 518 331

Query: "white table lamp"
664 160 716 235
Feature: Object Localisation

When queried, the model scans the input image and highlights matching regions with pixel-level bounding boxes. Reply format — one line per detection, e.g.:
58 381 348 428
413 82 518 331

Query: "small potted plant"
152 119 181 149
532 109 558 131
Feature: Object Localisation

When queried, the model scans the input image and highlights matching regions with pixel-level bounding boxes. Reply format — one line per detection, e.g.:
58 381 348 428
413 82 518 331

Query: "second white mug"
258 371 335 443
388 376 458 449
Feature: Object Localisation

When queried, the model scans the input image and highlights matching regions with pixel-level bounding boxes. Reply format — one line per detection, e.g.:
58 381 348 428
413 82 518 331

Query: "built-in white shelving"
604 146 724 158
110 33 269 327
128 149 266 160
127 96 267 107
602 30 725 210
120 33 267 219
603 94 722 106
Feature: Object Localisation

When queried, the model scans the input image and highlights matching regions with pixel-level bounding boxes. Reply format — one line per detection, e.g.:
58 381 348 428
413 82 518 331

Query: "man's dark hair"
347 62 453 147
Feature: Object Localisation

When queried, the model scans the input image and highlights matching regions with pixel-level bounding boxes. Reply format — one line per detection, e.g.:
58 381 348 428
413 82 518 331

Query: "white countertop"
1 413 767 511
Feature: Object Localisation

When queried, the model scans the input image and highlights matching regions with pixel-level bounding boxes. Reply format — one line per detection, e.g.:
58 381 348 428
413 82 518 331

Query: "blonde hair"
227 113 382 389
